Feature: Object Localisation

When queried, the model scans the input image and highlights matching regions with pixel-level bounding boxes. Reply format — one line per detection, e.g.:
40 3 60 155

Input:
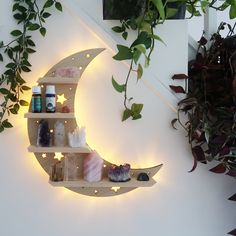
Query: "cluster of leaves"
0 0 62 133
171 23 236 234
111 0 236 122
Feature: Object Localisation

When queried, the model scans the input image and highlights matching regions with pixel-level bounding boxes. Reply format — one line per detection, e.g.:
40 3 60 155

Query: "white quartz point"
68 126 86 148
54 121 66 146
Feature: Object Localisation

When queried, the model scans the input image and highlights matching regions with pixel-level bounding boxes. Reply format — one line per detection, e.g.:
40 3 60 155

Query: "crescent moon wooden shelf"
25 48 163 197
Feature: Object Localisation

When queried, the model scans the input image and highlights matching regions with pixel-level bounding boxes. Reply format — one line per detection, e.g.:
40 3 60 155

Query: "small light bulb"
36 120 39 124
64 120 67 124
69 87 72 91
42 153 46 158
50 129 54 133
111 187 120 193
72 57 75 60
94 190 98 194
86 54 90 58
79 66 83 70
41 85 44 88
103 164 107 168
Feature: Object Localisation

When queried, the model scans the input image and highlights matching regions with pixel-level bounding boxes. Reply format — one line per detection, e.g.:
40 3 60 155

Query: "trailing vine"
0 0 62 133
111 0 236 121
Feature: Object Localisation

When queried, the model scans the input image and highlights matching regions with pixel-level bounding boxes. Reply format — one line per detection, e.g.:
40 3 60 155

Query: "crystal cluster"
37 119 51 147
68 126 86 148
108 164 131 182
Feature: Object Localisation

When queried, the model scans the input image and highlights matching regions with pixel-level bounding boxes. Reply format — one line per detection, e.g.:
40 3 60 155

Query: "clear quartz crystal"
54 121 66 146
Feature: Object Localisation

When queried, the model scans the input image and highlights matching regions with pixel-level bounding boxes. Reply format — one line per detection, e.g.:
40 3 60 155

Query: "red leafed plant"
171 22 236 235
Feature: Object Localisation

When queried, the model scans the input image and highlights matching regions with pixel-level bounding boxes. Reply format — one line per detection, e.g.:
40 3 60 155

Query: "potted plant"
107 0 236 121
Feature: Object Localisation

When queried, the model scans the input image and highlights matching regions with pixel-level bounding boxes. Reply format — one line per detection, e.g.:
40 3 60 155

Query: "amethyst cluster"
108 164 131 182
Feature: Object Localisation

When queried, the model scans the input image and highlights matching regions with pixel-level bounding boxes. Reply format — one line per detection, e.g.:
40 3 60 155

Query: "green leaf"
26 48 36 53
112 26 124 33
10 30 22 36
28 23 40 31
10 103 20 114
122 31 128 40
55 2 63 11
122 109 132 121
133 50 141 64
0 53 3 62
43 0 54 8
229 4 236 19
19 100 29 106
132 113 142 120
21 66 31 72
113 45 133 61
40 27 46 37
137 64 143 81
112 76 125 93
0 88 9 95
131 103 143 115
42 12 51 18
2 119 13 128
21 86 31 91
27 39 35 47
0 125 4 133
149 34 166 45
133 44 146 54
131 31 152 49
151 0 165 19
166 7 178 18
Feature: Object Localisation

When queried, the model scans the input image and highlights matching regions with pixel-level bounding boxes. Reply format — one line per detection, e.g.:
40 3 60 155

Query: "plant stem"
124 59 134 109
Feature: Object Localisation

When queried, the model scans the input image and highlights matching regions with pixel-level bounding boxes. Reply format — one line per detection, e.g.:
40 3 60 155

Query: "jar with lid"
46 85 56 113
31 86 42 113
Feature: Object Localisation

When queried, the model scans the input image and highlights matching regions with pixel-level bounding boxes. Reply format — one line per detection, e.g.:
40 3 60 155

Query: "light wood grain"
37 77 79 84
28 145 91 153
24 112 75 119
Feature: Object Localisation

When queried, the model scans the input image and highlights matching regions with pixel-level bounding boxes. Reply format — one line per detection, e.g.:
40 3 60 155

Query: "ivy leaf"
21 86 31 91
137 64 143 81
166 7 178 18
0 88 9 95
133 44 146 54
19 100 29 106
149 34 166 46
42 12 51 18
228 193 236 201
0 53 3 62
113 45 133 61
10 30 22 37
28 23 40 31
40 27 46 37
172 74 188 80
230 4 236 19
122 109 132 121
2 119 13 128
228 229 236 236
55 2 63 12
151 0 165 19
21 66 31 72
131 103 143 115
112 26 124 33
171 118 178 130
122 31 128 40
0 125 4 133
44 0 54 8
112 76 125 93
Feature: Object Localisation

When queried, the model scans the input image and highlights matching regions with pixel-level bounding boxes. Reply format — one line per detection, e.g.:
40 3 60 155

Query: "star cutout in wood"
57 94 67 105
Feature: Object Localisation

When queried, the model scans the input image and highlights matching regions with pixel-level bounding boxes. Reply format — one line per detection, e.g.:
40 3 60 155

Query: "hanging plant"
171 22 236 235
0 0 62 133
109 0 236 121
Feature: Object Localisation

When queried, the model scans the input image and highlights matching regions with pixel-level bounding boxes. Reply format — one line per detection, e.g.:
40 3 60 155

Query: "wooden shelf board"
24 112 75 119
28 145 91 153
37 76 79 84
49 178 156 188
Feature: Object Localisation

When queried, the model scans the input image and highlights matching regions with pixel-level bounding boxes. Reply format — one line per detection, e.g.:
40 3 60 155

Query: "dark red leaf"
209 163 226 174
192 146 206 163
228 229 236 235
188 156 198 173
171 118 178 130
169 85 185 94
219 146 230 156
228 193 236 201
198 36 208 46
226 169 236 177
172 74 188 80
211 135 227 146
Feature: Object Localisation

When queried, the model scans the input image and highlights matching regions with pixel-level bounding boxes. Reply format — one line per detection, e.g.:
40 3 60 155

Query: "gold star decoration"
54 152 64 161
57 94 67 105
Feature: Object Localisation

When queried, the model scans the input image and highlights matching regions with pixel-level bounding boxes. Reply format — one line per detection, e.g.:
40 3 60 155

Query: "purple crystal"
108 163 131 182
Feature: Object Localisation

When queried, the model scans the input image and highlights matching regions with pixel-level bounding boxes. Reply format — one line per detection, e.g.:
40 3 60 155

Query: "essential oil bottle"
46 85 56 113
31 86 42 113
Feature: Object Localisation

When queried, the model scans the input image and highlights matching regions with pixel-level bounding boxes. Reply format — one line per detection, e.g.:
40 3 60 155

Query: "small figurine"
61 105 70 113
108 164 131 182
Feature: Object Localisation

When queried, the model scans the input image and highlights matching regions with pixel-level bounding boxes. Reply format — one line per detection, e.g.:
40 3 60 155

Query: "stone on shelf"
68 126 86 148
54 121 66 146
37 119 51 147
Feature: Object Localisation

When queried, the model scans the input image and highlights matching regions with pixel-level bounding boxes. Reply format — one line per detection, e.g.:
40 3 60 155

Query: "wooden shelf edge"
24 112 75 119
37 76 79 84
28 145 91 153
49 178 156 188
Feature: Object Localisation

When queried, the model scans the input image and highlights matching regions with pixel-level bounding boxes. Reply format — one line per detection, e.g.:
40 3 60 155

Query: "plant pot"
103 0 147 20
103 0 186 20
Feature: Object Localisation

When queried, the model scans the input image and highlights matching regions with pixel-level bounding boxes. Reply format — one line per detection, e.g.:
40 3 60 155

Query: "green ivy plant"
0 0 62 133
111 0 236 121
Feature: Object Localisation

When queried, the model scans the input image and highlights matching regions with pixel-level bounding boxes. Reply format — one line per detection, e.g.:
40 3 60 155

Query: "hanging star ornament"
57 94 67 105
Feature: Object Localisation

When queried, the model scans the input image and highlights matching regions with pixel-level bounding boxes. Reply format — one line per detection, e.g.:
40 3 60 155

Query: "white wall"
0 1 235 236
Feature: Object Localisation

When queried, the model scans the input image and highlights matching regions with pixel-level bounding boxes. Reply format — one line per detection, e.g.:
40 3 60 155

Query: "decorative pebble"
61 106 70 113
137 172 149 181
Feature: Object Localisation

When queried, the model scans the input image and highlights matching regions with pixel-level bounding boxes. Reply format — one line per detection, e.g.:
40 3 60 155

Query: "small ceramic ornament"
83 151 103 182
64 154 79 181
68 126 86 147
54 121 66 146
55 66 80 78
37 119 51 147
